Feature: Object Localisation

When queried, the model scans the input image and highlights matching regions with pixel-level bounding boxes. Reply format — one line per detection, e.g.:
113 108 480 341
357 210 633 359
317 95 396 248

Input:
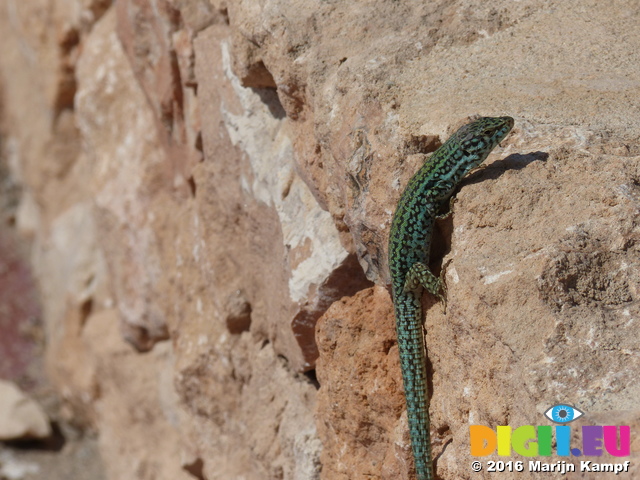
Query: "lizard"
388 116 514 479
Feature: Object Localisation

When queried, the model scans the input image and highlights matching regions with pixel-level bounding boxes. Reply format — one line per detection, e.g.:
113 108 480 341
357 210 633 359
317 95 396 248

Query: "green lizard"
388 116 514 479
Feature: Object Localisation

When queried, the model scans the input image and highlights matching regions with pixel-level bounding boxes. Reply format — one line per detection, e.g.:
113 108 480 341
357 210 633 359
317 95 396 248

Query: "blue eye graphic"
544 404 584 423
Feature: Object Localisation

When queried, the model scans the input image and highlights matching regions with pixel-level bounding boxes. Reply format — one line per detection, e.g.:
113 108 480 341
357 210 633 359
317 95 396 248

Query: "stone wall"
1 0 639 479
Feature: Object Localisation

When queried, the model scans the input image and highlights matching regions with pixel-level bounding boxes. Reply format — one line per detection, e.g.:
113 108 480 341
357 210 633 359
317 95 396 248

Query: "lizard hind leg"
403 262 446 306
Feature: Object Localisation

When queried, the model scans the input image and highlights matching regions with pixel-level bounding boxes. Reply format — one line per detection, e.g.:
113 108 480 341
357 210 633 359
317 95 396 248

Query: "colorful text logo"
470 405 631 458
470 425 630 457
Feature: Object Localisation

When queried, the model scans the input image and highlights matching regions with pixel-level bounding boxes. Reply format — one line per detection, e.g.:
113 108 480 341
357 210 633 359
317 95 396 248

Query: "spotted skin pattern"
388 116 514 480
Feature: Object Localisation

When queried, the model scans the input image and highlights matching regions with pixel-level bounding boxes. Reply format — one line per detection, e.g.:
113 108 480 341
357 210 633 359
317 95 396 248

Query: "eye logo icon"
544 404 584 424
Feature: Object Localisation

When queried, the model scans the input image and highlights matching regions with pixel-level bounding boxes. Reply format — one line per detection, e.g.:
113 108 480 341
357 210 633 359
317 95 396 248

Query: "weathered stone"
75 9 171 351
0 450 40 479
0 225 41 382
1 0 640 479
316 286 410 480
0 380 51 440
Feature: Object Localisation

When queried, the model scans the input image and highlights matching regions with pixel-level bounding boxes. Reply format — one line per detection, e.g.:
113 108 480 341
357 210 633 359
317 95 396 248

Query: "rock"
0 380 51 440
1 0 640 479
0 450 40 480
316 286 410 479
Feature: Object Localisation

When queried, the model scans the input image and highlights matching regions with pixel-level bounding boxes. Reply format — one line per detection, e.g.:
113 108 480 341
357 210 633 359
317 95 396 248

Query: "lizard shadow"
465 150 549 184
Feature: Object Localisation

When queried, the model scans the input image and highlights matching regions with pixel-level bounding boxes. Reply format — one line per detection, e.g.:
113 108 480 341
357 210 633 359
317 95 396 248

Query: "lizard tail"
395 292 434 480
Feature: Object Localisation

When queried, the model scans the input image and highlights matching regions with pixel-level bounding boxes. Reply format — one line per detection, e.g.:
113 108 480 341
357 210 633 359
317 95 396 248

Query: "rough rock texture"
0 209 42 384
316 287 411 479
0 380 51 440
1 0 640 479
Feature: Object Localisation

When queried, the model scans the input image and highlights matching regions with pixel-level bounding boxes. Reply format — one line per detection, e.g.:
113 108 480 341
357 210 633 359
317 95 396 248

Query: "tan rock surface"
1 0 639 479
316 287 410 480
0 380 51 440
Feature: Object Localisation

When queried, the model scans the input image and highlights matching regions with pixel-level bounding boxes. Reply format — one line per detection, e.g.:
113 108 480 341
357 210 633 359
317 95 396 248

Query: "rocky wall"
1 0 640 479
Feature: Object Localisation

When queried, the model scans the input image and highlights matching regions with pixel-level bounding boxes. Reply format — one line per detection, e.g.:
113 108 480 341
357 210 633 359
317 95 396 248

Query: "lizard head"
454 116 514 162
